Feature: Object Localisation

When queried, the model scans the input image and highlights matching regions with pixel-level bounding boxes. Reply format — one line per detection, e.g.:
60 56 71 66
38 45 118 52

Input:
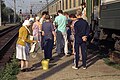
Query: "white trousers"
62 32 68 55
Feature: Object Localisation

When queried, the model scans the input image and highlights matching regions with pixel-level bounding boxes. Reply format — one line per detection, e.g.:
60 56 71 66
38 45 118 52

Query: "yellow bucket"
41 59 49 70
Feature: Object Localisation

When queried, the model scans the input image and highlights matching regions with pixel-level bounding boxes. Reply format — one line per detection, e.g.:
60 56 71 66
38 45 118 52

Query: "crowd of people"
16 2 91 72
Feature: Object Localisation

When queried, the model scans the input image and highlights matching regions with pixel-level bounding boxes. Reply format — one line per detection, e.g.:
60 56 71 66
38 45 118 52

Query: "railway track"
0 25 20 68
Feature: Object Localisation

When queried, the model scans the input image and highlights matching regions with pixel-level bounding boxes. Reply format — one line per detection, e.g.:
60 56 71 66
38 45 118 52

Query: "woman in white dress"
16 20 35 72
81 2 87 21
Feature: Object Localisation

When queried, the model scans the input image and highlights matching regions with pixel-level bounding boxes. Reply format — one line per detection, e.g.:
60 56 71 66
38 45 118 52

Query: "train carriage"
99 0 120 32
38 0 120 50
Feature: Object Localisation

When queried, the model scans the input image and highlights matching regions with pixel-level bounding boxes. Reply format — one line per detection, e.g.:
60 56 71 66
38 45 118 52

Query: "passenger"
16 20 36 72
69 14 78 55
40 11 48 24
81 2 87 21
69 14 82 60
54 10 69 56
42 15 56 60
64 12 72 54
31 16 41 57
40 11 48 50
29 17 34 34
72 10 90 70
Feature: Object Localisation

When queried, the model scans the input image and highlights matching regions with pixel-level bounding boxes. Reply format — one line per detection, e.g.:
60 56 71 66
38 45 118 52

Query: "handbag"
29 35 34 40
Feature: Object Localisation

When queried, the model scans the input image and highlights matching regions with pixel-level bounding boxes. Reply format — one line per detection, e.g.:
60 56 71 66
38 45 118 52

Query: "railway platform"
0 23 19 30
17 49 120 80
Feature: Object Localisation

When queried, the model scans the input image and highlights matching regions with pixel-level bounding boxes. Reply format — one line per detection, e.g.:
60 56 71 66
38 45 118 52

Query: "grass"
103 58 120 70
0 53 20 80
89 46 120 70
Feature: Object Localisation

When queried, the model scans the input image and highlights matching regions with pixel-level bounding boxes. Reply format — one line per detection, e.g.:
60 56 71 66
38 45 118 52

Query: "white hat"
29 18 34 22
36 16 40 21
22 20 30 26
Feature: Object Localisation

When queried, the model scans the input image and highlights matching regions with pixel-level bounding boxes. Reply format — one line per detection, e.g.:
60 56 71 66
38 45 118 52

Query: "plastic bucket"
41 59 49 70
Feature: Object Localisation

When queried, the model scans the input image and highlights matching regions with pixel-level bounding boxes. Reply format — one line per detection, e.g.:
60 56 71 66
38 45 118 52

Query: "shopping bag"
30 42 37 53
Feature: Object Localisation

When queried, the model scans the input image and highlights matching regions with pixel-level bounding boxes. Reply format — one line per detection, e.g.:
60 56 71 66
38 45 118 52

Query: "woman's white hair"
22 20 30 26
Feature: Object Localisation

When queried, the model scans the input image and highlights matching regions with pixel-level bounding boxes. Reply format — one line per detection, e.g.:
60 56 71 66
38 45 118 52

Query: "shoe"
57 54 62 57
21 69 26 72
66 54 70 55
72 66 78 70
83 67 87 70
25 68 31 72
65 54 70 57
50 58 54 61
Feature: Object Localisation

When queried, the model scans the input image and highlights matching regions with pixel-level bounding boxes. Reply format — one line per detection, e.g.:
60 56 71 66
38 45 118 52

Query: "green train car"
86 0 120 50
87 0 120 33
39 0 120 50
99 0 120 35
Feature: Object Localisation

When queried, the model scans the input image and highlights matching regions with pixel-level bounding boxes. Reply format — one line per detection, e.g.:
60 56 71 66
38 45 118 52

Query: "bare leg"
72 42 75 54
79 46 82 60
21 60 24 70
25 60 29 68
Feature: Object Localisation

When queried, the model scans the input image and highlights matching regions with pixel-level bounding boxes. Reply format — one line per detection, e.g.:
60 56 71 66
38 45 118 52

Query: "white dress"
82 7 87 21
16 44 29 60
16 26 30 60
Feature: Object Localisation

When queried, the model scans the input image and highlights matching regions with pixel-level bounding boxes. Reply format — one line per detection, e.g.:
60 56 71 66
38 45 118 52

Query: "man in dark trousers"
72 10 89 70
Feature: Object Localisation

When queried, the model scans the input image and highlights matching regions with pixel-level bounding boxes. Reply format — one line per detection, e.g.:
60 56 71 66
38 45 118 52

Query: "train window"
70 0 72 8
73 0 76 7
66 0 68 9
62 0 64 10
101 0 120 5
52 6 53 13
78 0 81 6
94 0 99 6
56 4 57 12
60 1 61 10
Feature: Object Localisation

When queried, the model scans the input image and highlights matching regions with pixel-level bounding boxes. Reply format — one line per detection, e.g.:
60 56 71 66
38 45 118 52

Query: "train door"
86 0 101 31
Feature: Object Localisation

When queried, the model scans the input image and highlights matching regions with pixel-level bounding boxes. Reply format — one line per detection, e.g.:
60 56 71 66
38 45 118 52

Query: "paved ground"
17 49 120 80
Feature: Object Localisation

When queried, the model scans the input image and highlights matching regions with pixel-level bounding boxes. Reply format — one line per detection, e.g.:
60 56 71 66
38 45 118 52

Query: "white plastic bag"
30 42 37 53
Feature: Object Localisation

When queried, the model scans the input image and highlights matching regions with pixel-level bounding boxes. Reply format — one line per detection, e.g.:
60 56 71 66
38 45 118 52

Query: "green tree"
1 0 7 22
1 0 20 23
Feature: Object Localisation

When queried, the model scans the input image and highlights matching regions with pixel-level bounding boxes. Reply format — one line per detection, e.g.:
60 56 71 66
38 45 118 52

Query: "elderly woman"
16 20 35 72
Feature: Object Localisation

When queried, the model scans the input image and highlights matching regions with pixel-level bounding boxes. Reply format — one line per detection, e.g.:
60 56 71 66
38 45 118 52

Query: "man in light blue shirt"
54 10 69 56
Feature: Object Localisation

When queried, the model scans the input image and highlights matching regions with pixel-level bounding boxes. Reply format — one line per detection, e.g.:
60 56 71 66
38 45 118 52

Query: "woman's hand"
42 31 44 36
33 40 37 43
82 36 87 42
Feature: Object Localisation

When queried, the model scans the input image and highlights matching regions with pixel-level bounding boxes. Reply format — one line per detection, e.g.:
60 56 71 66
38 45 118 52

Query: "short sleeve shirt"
42 22 54 39
54 14 67 32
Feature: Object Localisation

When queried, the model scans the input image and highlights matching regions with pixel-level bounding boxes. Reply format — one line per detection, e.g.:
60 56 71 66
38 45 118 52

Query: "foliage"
1 0 19 23
1 0 8 22
0 53 20 80
103 58 120 70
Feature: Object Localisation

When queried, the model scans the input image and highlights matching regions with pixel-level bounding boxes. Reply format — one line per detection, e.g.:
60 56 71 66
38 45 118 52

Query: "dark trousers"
56 30 64 54
74 42 87 68
44 39 54 59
